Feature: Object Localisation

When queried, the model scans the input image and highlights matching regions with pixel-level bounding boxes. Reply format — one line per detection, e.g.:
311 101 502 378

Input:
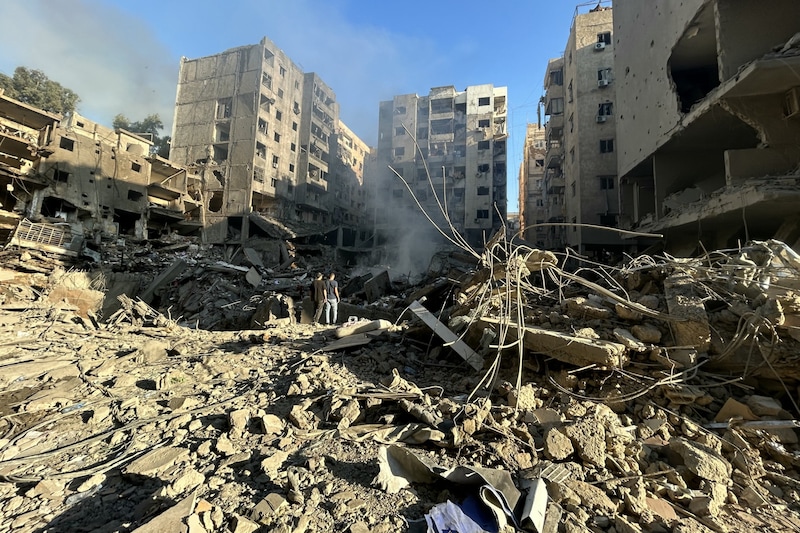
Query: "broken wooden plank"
408 300 483 371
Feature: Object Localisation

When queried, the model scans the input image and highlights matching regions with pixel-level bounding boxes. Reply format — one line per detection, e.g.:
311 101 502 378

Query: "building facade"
376 85 508 250
614 0 800 253
171 37 372 244
543 2 621 257
519 123 546 246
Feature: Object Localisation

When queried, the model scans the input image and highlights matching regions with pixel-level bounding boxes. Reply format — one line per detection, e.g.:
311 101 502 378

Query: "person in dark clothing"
323 272 340 324
312 272 326 324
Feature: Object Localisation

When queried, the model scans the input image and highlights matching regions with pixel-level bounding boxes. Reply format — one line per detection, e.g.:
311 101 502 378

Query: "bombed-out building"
170 37 373 245
376 85 508 251
614 0 800 253
519 123 546 246
0 91 201 246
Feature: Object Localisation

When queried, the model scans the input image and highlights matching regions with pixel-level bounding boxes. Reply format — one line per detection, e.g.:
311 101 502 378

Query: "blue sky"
0 0 580 212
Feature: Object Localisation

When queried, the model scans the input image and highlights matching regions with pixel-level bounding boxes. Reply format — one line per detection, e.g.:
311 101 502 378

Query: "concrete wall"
613 0 708 178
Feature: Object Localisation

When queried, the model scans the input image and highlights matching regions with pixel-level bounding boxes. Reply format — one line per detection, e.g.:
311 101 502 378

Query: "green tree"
113 113 171 158
0 67 80 115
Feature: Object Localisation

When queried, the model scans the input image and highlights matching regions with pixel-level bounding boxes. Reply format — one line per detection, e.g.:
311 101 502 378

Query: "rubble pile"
1 232 800 532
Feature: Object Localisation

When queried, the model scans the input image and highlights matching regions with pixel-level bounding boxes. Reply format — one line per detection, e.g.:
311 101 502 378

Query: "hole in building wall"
208 191 224 213
668 4 719 113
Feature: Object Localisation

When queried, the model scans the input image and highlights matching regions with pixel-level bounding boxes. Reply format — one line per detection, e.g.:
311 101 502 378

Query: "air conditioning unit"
784 87 800 119
598 79 610 88
594 42 606 51
596 115 607 123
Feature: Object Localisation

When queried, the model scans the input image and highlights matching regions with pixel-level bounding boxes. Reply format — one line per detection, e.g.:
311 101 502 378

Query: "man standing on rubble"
312 272 326 324
324 272 340 325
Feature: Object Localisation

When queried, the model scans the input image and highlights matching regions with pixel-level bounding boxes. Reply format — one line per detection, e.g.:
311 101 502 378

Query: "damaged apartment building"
614 0 800 253
540 2 620 257
376 85 508 251
170 37 373 245
518 123 546 247
0 90 201 248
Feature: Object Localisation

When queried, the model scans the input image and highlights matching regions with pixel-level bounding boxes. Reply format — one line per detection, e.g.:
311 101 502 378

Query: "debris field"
1 231 800 533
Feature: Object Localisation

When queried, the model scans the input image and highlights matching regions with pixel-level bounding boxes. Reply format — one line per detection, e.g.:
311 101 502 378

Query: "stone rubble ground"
1 234 800 532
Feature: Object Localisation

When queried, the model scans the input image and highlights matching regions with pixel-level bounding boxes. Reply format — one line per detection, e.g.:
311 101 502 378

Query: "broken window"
54 169 69 182
476 209 489 219
256 142 267 159
597 32 611 45
536 198 544 207
272 155 279 168
600 176 615 190
597 102 613 116
417 169 428 181
127 190 143 201
569 113 574 133
216 98 232 119
478 97 490 106
261 74 272 90
131 162 142 173
430 119 452 135
60 137 74 151
394 147 405 158
478 119 490 128
258 119 268 135
395 106 406 114
598 68 612 85
431 98 453 114
395 127 406 136
208 191 223 212
600 139 614 153
477 186 489 196
549 69 563 86
478 140 490 150
254 168 264 183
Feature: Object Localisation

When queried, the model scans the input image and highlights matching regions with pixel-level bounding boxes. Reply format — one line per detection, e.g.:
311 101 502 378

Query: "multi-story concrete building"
544 1 621 257
171 37 368 243
519 123 546 246
329 120 372 246
376 85 508 250
542 58 567 249
0 91 201 241
614 0 800 253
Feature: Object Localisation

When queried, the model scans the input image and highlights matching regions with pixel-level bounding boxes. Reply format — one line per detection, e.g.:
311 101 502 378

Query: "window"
478 163 490 173
292 122 298 131
395 106 406 114
598 32 611 45
127 190 143 201
261 74 272 90
476 209 489 219
549 69 563 86
256 142 266 159
60 137 74 151
600 139 614 153
216 98 232 119
477 186 489 196
572 216 577 232
478 119 490 128
295 80 300 90
291 142 296 152
274 132 281 142
279 66 286 77
277 88 284 99
598 102 613 116
568 80 573 103
569 113 574 133
547 98 564 115
394 147 405 157
272 155 279 168
571 181 576 197
598 68 612 84
570 147 575 163
395 127 406 136
289 164 295 172
600 214 617 226
131 162 142 172
271 177 277 187
478 140 490 150
54 169 69 182
276 110 282 121
478 97 490 106
258 119 268 135
600 176 615 190
536 198 544 207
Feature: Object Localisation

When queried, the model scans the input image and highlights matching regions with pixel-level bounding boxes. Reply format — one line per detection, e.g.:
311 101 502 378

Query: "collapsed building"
614 0 800 254
0 91 202 247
